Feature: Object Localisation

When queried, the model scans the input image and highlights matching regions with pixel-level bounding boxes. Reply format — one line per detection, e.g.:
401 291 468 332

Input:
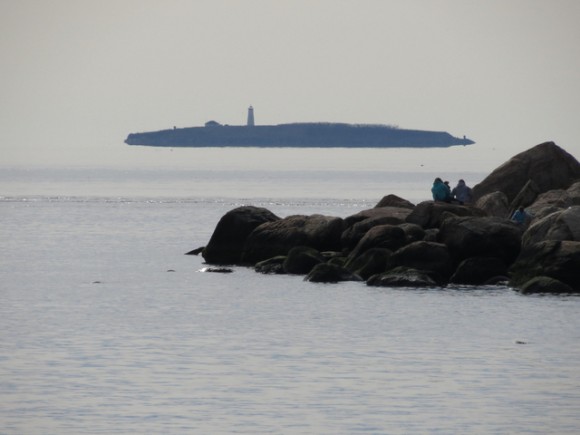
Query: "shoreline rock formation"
195 141 580 294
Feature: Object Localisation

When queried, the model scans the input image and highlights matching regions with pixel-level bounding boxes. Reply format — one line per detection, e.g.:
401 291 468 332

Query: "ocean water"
2 147 580 434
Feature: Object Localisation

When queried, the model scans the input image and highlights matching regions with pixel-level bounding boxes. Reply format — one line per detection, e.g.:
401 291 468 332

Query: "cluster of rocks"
193 142 580 294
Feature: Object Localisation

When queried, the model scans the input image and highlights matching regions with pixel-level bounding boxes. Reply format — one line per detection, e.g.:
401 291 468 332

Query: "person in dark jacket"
451 179 473 205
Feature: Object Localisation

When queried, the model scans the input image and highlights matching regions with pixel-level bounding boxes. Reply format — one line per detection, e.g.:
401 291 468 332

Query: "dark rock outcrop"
388 241 452 283
405 201 486 229
509 240 580 290
202 206 280 264
242 214 344 265
438 216 522 266
374 194 415 209
472 142 580 203
522 206 580 247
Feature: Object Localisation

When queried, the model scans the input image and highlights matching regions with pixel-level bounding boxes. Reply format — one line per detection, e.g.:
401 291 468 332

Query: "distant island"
125 106 475 148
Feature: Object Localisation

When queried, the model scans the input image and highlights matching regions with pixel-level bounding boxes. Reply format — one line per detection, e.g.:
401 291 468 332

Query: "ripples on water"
2 193 580 434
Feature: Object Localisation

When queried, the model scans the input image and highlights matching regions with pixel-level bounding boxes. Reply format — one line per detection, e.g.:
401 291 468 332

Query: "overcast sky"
1 0 579 167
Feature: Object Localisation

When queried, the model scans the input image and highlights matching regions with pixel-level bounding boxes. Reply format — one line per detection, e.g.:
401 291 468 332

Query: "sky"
1 0 580 169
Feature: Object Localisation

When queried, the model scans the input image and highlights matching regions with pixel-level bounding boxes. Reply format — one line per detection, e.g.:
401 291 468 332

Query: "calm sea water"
2 148 580 434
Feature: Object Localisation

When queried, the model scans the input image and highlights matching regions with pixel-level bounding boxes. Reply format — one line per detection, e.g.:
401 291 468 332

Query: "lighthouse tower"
247 106 255 127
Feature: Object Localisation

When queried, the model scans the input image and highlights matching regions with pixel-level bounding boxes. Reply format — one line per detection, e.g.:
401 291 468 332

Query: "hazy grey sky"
1 0 579 167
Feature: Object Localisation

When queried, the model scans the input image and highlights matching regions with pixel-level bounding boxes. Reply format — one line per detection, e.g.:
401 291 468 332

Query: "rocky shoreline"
192 142 580 294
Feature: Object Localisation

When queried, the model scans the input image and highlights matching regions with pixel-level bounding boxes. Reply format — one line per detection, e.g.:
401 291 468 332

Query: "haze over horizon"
1 0 579 169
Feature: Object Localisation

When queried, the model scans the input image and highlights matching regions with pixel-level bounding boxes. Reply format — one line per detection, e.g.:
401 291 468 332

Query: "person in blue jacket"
511 206 530 225
431 177 450 202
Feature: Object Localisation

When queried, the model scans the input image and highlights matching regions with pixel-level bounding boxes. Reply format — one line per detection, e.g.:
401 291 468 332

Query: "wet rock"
519 276 576 294
344 247 392 280
388 241 452 283
202 206 280 265
304 263 363 283
472 141 580 203
283 246 324 275
509 240 580 290
449 257 508 285
367 267 438 288
199 267 234 273
255 256 286 274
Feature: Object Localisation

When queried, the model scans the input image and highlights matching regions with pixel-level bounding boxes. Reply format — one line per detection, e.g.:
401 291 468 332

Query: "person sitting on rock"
451 179 473 205
431 178 450 202
511 206 530 225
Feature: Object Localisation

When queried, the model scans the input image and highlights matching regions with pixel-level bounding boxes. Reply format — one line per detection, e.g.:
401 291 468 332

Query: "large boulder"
374 194 415 209
283 246 325 275
438 216 522 265
522 206 580 247
472 142 580 203
341 215 406 250
241 214 344 265
474 191 510 218
405 201 486 229
449 257 508 285
202 206 280 264
509 240 580 290
388 241 453 283
346 224 407 263
344 247 392 280
527 189 574 218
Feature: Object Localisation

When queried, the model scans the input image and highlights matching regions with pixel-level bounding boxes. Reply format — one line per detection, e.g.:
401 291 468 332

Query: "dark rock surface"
522 206 580 247
449 257 508 285
519 276 575 294
374 194 415 209
346 225 407 264
203 206 280 264
474 191 510 218
472 142 580 203
304 263 363 283
388 241 452 283
283 246 325 275
509 240 580 290
438 216 522 265
242 214 344 265
405 201 486 229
